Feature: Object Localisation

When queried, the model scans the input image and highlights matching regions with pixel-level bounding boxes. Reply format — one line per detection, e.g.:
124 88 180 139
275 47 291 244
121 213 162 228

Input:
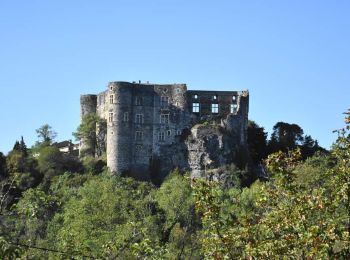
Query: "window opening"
135 114 144 124
192 103 200 113
211 104 219 113
108 112 113 123
136 96 143 106
109 95 114 104
230 104 238 113
161 96 169 107
135 131 143 141
158 132 165 141
160 114 170 124
135 145 142 153
123 112 129 122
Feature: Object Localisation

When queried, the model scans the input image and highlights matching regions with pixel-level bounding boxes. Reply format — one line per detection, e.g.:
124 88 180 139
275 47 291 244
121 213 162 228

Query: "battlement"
80 81 249 179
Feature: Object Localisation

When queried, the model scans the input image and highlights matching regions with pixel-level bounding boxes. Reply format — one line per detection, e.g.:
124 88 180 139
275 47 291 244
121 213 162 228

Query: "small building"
53 140 79 156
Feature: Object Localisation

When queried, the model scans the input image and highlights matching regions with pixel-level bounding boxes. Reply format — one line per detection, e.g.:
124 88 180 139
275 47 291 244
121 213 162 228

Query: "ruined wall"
185 90 249 177
186 125 237 178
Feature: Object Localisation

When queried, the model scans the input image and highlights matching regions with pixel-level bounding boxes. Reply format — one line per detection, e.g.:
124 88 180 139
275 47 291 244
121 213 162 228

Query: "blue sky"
0 0 349 154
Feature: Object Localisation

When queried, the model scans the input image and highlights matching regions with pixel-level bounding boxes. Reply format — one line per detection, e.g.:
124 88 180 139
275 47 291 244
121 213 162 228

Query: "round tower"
80 94 97 157
107 82 133 174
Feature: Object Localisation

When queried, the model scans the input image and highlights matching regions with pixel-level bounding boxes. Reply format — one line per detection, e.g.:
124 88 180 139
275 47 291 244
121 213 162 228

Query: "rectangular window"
135 145 142 153
108 112 113 123
136 96 143 106
123 112 129 122
158 132 165 141
135 131 143 141
109 94 114 104
161 96 169 107
160 114 170 124
135 114 144 124
230 104 238 113
192 103 200 113
211 104 219 113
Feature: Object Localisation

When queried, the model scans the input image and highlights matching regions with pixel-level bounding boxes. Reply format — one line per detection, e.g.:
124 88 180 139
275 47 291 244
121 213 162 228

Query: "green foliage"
35 124 57 146
37 146 62 173
0 237 23 259
156 169 194 229
0 114 348 259
269 121 304 152
0 152 6 178
82 155 106 175
6 150 27 173
16 188 59 219
248 120 268 163
73 113 106 157
49 172 89 202
155 169 201 258
49 173 160 258
193 112 350 259
73 114 100 141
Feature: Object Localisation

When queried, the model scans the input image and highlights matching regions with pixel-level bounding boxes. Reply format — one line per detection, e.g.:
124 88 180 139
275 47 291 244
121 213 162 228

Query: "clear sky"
0 0 349 154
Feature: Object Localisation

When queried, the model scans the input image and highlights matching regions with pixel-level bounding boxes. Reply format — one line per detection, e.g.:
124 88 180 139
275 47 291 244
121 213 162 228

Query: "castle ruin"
80 81 249 180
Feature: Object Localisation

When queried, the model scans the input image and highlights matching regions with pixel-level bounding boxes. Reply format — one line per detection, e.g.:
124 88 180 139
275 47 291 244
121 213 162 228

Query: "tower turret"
80 94 97 157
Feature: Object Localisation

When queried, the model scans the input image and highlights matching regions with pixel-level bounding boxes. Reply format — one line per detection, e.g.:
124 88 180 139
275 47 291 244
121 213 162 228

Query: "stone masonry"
80 81 249 180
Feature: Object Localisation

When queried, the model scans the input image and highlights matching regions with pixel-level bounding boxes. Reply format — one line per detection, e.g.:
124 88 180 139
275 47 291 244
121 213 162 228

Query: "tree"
0 237 23 259
37 146 63 176
36 124 57 146
193 136 349 258
268 122 304 153
50 173 160 259
73 114 106 157
247 120 268 163
0 152 6 178
6 150 27 173
12 141 20 151
20 136 28 157
155 169 200 258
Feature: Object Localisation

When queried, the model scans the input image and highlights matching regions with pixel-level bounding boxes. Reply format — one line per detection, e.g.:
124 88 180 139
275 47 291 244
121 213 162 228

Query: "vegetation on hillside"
0 114 348 259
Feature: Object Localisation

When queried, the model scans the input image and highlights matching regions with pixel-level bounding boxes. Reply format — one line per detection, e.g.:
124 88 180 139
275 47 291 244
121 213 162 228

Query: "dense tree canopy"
247 120 268 163
0 115 346 258
268 121 304 152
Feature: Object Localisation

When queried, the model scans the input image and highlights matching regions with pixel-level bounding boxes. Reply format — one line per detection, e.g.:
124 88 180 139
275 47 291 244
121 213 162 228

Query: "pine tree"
19 136 28 157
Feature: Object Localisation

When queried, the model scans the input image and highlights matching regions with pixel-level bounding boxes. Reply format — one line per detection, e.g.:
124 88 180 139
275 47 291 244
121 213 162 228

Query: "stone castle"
80 81 249 180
